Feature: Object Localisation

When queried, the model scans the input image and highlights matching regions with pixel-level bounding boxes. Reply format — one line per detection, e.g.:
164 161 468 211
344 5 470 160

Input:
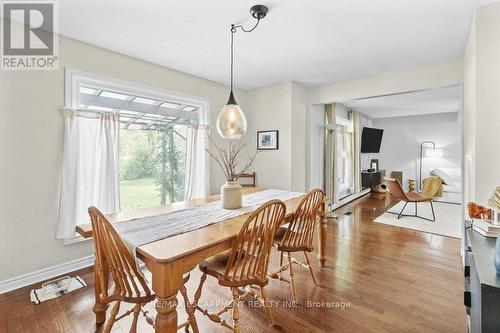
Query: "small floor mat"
30 276 86 304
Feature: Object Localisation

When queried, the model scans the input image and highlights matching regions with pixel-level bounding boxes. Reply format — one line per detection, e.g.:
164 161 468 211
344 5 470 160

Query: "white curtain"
324 104 339 207
57 110 120 240
351 110 362 193
184 123 210 200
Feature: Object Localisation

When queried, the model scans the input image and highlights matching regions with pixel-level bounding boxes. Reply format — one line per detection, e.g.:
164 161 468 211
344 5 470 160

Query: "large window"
118 123 188 211
78 86 197 211
58 69 209 242
66 69 205 213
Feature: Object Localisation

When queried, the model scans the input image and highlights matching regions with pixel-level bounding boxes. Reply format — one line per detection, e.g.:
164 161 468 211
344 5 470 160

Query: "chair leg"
231 288 240 333
193 273 207 309
303 251 318 287
279 251 284 279
259 287 274 326
287 252 297 303
181 284 199 333
104 301 121 333
430 201 436 222
269 251 289 280
142 307 155 327
397 202 408 219
129 304 141 333
384 199 395 212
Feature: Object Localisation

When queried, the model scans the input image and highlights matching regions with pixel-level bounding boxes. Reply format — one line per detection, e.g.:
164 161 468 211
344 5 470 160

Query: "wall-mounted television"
361 127 384 153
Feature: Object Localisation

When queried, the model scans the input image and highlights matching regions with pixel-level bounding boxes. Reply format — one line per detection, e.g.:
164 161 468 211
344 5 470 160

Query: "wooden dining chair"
269 189 325 302
384 177 436 222
88 207 198 333
237 172 256 187
191 200 286 332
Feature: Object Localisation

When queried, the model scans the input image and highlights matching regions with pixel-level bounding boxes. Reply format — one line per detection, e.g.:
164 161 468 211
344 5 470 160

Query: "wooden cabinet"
361 169 386 189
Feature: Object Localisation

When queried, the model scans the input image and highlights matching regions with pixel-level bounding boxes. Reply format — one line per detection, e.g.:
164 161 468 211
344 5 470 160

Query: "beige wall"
0 31 244 281
241 81 309 193
291 82 308 192
463 1 500 204
244 82 293 190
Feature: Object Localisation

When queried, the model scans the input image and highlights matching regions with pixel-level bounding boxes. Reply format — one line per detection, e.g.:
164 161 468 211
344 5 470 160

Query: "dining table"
76 187 328 333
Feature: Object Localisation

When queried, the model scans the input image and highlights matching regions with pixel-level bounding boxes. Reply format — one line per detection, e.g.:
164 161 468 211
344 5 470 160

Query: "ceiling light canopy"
216 5 269 139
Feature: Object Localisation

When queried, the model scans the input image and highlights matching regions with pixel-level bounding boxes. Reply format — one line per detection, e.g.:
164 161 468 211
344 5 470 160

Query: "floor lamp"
419 141 435 191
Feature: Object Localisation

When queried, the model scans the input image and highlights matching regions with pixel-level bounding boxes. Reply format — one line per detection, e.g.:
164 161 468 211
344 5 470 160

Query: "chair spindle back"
88 207 152 301
223 200 286 286
280 189 325 251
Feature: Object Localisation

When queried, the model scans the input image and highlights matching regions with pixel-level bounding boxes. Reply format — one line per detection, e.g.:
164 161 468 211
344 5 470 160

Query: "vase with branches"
205 131 257 209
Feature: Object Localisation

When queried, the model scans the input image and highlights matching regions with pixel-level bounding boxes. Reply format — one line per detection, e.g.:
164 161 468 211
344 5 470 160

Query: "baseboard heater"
328 188 371 212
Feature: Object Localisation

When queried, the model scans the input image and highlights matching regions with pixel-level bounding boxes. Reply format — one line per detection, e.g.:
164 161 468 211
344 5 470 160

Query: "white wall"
0 31 244 281
308 60 462 105
241 81 310 192
463 13 476 204
308 105 325 189
291 82 308 192
463 1 500 204
371 112 462 189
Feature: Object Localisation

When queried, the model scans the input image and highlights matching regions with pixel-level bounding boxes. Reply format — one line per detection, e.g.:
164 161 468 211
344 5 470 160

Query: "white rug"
30 276 86 304
374 201 462 238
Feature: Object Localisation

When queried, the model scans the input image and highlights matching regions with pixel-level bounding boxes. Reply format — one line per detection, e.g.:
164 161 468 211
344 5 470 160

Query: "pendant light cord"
229 18 261 91
230 26 234 91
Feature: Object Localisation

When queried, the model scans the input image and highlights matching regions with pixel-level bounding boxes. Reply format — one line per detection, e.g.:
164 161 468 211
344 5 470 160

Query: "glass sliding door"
336 123 354 199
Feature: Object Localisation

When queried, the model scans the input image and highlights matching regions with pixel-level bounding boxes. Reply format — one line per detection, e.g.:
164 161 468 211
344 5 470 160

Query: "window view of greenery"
119 125 187 211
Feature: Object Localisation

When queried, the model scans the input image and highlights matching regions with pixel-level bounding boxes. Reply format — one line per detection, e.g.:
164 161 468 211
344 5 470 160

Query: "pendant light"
216 5 269 139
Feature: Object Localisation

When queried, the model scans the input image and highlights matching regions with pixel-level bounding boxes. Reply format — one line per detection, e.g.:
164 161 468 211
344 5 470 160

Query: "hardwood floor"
0 193 466 332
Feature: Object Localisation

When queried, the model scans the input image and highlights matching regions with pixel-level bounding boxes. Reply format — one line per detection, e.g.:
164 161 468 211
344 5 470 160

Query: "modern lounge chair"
384 177 436 222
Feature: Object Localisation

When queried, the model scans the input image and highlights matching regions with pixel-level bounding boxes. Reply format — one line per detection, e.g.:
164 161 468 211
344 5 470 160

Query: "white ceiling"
58 0 494 90
343 85 461 118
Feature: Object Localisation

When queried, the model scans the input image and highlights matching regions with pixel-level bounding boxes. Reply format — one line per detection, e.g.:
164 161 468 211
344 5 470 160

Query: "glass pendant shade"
216 91 247 139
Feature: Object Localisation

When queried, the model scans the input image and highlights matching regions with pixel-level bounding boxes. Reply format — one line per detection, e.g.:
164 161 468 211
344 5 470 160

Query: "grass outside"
119 178 161 211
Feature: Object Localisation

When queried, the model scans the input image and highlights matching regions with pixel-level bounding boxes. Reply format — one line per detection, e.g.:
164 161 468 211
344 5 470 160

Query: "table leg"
93 259 108 325
152 264 183 333
318 202 328 268
155 294 179 333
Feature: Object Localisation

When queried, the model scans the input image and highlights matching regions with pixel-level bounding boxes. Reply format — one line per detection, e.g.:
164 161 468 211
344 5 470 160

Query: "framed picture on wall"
257 130 279 150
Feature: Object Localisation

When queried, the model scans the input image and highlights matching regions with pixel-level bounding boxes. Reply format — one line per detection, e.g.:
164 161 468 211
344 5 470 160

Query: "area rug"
374 201 462 238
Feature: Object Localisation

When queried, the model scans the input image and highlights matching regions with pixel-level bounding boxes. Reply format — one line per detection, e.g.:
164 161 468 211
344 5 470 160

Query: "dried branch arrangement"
488 186 500 211
205 131 258 182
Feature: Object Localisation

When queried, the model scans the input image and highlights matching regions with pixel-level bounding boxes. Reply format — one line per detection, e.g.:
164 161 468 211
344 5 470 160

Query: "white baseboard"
329 188 371 211
0 255 94 294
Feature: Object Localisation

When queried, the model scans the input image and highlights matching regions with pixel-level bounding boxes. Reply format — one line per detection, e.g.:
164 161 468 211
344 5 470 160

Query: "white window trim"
336 116 353 132
65 68 210 118
63 68 210 245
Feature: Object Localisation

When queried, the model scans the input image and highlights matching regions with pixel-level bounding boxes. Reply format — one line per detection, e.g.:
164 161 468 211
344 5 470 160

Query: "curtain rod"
58 106 197 127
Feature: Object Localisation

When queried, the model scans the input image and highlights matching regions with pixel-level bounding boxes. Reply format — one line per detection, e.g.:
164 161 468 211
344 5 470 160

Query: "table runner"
114 189 304 253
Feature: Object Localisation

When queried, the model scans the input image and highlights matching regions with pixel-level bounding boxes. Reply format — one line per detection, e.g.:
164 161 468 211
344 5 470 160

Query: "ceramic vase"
495 235 500 275
221 181 242 209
